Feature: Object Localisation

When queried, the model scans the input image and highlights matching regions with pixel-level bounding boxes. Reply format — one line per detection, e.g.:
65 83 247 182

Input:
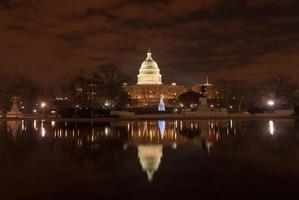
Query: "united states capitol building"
123 50 186 107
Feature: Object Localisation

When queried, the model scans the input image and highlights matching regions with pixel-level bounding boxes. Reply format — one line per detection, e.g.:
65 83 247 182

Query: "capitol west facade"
123 50 186 107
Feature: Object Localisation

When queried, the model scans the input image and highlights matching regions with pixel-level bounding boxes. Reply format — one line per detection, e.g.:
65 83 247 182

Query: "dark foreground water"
1 119 299 199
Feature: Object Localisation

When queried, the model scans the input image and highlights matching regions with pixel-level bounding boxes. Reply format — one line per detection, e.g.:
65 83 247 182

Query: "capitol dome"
137 50 162 85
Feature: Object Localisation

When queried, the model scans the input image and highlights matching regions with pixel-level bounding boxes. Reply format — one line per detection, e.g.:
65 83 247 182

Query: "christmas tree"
158 96 165 111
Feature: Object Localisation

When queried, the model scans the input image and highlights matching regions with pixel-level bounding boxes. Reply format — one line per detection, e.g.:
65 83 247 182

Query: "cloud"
246 0 298 8
0 0 298 86
168 0 218 16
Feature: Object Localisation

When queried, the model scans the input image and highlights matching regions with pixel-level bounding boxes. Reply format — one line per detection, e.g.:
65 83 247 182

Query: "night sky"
0 0 299 86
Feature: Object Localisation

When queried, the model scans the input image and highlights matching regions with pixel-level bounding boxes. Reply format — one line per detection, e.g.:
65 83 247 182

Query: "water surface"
1 119 299 199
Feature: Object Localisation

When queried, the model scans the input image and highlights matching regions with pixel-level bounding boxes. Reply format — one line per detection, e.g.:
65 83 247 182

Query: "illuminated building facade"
123 50 186 107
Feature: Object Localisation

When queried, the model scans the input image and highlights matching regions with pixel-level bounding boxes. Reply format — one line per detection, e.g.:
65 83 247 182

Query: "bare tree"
62 71 92 115
217 79 251 111
0 72 41 115
258 73 297 108
62 65 130 111
92 65 130 110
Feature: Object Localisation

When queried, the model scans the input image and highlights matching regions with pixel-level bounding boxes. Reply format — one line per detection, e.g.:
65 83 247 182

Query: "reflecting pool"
1 119 299 199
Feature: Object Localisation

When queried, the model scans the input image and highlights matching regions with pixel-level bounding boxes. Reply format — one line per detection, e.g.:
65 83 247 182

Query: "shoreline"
2 113 298 121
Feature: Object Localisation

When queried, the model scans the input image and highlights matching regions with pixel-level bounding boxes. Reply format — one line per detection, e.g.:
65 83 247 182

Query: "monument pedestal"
6 112 24 118
197 97 211 112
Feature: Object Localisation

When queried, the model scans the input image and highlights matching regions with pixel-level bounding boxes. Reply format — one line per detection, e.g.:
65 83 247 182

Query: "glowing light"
105 127 109 136
21 120 25 131
51 121 56 127
158 96 165 111
267 100 275 106
40 102 46 108
180 121 183 131
127 123 130 132
41 120 46 138
33 109 37 113
172 142 177 150
269 120 275 135
137 50 162 85
33 120 37 130
174 120 178 128
158 120 166 137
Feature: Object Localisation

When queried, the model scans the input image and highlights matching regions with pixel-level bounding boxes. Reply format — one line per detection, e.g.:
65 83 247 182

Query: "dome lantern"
146 49 153 60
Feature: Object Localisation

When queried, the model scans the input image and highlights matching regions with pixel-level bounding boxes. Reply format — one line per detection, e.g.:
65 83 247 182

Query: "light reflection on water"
2 119 292 142
1 119 290 146
1 121 292 173
269 120 275 135
1 119 299 186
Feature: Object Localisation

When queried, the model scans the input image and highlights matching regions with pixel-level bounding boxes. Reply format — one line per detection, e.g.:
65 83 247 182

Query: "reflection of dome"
137 50 162 85
138 145 163 182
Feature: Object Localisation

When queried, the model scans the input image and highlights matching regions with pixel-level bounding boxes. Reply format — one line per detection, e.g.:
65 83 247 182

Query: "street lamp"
40 102 47 108
267 100 275 106
40 102 47 118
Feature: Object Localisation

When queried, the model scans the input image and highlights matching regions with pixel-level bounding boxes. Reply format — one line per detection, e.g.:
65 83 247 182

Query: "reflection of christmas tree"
158 96 165 111
158 120 165 137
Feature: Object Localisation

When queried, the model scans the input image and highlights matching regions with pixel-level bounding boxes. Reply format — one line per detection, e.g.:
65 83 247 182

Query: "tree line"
61 65 130 115
216 74 298 111
0 65 130 116
0 67 298 116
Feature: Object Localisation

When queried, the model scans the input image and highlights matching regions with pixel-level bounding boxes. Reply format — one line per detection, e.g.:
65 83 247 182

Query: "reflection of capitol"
138 145 163 182
1 119 282 182
126 120 213 182
126 120 210 147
